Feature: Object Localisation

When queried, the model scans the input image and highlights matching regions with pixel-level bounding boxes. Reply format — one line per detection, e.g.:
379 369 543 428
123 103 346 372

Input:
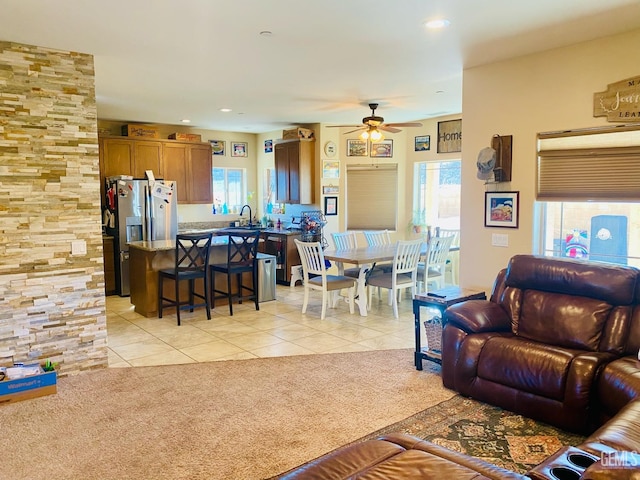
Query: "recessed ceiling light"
180 119 191 123
425 19 450 29
220 108 232 113
259 31 273 37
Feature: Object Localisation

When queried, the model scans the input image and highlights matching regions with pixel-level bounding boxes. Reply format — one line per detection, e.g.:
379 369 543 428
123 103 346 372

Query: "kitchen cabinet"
100 136 212 205
163 142 212 204
275 139 315 204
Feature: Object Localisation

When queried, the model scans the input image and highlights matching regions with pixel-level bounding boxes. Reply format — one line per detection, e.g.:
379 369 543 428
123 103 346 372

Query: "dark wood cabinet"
162 142 212 204
275 139 314 204
102 236 116 295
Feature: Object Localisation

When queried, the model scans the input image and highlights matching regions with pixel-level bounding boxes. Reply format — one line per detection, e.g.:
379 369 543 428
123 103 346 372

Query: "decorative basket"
423 316 443 353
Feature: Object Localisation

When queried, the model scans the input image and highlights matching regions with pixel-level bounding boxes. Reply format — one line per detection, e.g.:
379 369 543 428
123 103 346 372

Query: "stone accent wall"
0 41 107 376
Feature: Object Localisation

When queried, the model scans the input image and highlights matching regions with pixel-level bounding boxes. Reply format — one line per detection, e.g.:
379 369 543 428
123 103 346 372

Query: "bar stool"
158 232 213 326
210 229 261 316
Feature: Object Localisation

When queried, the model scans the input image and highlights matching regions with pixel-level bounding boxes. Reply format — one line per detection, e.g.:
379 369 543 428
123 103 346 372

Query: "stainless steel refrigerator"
105 176 178 296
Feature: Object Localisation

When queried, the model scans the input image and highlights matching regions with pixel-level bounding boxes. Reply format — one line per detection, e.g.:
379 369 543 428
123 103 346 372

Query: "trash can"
256 253 276 302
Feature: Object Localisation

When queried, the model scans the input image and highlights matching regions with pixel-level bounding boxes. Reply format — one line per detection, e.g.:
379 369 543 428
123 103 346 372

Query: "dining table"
323 244 420 317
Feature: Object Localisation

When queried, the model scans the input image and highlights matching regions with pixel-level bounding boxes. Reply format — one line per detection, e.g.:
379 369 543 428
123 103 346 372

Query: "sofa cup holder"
550 466 581 480
567 453 597 469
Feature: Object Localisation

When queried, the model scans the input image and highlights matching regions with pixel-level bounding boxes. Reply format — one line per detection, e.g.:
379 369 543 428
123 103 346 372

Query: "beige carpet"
0 349 454 480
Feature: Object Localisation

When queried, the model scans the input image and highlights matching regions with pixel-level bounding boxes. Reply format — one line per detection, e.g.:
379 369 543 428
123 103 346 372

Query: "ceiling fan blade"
344 127 366 134
327 124 362 128
385 122 423 128
379 126 402 134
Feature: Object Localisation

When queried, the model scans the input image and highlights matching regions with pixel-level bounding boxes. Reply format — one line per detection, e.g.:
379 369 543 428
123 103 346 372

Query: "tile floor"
107 284 426 368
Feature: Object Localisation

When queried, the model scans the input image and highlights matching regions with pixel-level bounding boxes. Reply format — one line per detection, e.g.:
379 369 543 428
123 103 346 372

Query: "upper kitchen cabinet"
132 140 163 178
163 141 212 204
101 137 163 179
275 139 315 204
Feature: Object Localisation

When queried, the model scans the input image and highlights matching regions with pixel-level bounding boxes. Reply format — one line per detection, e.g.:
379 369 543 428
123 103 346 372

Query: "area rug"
0 349 454 480
358 395 587 474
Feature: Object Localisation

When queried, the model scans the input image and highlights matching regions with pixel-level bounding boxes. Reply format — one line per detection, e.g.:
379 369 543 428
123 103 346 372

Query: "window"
536 125 640 267
212 167 246 214
346 164 397 230
413 160 461 231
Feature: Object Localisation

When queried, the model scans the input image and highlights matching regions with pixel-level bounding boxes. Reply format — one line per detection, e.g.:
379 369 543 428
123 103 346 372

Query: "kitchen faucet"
240 204 252 226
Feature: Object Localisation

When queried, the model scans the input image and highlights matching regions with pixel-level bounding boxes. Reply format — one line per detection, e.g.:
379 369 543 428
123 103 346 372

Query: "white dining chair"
294 239 356 320
437 228 460 285
363 230 391 246
418 235 454 292
366 239 423 319
331 232 360 278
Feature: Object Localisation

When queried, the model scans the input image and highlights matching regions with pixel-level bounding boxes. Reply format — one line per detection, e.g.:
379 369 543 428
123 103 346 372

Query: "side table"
413 287 486 370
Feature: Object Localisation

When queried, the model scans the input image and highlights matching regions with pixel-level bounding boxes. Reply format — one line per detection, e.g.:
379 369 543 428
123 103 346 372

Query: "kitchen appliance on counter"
105 176 178 296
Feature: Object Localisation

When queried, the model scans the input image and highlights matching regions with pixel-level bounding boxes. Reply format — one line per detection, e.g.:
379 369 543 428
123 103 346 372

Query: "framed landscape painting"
370 140 393 158
347 139 368 156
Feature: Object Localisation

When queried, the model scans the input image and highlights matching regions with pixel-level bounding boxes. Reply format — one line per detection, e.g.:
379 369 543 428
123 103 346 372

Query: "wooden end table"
413 287 486 370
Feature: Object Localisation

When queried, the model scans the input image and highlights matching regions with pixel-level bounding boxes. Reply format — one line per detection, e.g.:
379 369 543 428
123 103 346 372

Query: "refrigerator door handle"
144 184 153 241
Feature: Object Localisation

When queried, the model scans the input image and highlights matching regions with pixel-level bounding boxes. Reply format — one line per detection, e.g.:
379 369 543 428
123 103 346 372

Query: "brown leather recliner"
441 254 638 434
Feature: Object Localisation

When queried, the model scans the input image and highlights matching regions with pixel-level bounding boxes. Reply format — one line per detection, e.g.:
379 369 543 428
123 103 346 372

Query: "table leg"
414 302 423 370
354 264 371 316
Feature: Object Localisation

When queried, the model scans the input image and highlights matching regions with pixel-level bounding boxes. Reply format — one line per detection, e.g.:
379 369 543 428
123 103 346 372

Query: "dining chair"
366 238 423 319
294 239 356 320
210 229 261 316
417 235 455 292
158 232 213 326
331 232 360 278
363 230 391 246
437 228 460 285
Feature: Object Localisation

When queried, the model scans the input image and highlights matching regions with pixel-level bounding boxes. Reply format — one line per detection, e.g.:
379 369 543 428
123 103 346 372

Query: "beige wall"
459 28 640 291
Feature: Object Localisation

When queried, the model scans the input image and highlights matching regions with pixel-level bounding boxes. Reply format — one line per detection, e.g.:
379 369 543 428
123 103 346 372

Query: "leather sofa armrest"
445 300 511 333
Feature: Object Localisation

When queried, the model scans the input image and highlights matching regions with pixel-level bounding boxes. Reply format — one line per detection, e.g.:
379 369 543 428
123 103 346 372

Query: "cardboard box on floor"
0 364 57 405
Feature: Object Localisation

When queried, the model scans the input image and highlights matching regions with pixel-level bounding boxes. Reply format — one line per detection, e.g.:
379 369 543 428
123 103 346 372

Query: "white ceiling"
3 0 640 133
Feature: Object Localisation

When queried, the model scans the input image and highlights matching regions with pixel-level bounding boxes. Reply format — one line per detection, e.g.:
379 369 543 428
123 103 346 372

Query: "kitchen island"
128 236 231 317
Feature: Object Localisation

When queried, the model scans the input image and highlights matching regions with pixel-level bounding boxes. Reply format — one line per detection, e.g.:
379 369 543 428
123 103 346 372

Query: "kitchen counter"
128 236 229 252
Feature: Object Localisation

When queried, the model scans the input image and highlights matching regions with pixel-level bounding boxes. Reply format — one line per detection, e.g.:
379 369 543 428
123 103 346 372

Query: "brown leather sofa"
280 255 640 479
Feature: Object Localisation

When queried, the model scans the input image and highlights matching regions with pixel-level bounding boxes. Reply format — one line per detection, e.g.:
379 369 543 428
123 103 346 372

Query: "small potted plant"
42 359 58 372
408 210 429 234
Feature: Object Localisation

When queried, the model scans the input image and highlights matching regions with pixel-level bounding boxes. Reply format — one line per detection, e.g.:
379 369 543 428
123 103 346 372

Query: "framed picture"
437 119 462 153
370 139 393 158
347 139 368 156
210 140 225 156
415 135 430 151
322 185 339 195
264 139 273 153
322 160 340 179
484 191 519 228
324 196 338 216
231 142 248 157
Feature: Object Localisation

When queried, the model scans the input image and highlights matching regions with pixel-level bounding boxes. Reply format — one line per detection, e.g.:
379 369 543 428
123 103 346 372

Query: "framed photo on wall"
415 135 430 151
484 191 519 228
347 139 368 156
210 140 225 156
231 142 248 157
324 196 338 216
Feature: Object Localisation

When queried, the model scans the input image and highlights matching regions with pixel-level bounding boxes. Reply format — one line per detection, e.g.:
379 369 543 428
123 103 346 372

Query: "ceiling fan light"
360 130 370 140
370 129 383 141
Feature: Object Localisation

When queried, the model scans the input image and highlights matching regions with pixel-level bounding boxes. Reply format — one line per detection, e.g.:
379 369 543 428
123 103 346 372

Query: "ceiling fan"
328 103 423 140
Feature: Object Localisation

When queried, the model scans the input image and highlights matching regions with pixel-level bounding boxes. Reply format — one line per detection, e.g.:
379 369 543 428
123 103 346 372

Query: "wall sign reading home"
594 75 640 122
437 119 462 153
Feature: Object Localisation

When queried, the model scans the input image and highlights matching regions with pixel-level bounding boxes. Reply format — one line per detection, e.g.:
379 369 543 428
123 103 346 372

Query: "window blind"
537 125 640 201
346 164 397 230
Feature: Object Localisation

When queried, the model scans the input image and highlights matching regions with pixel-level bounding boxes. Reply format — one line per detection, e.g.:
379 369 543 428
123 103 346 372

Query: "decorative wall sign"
370 139 393 158
324 141 337 157
322 185 339 194
264 139 273 153
210 140 225 156
231 142 248 157
415 135 430 151
594 75 640 122
437 119 462 153
484 191 519 228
